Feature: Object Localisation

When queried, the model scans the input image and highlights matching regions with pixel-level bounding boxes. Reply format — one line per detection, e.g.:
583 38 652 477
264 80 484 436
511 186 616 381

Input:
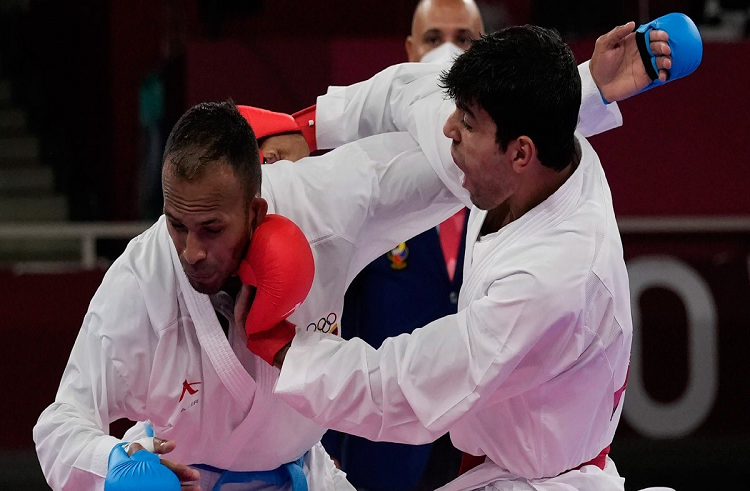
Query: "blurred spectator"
138 0 187 220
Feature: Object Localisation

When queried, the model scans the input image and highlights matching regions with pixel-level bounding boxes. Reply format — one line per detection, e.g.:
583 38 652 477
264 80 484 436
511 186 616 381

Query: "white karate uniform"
274 62 632 490
32 133 461 491
33 60 620 491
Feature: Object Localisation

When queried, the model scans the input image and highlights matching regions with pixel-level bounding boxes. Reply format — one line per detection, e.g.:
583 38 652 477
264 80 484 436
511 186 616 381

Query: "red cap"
237 105 299 140
292 105 317 152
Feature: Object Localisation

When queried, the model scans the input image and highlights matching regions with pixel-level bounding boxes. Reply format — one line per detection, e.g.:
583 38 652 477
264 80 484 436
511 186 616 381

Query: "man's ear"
405 36 416 62
510 136 536 173
249 197 268 231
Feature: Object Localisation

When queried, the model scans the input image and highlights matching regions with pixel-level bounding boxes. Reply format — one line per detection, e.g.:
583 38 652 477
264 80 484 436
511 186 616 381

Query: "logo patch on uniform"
387 243 409 270
307 312 339 335
179 380 201 402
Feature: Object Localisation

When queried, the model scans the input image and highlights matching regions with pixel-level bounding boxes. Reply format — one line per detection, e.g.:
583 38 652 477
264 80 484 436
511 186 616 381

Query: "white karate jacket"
33 133 460 491
34 60 620 491
275 62 632 490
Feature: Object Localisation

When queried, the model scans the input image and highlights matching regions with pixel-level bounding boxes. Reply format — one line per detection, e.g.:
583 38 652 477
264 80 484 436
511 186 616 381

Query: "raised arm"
312 59 619 208
274 270 583 444
314 15 697 157
316 59 621 153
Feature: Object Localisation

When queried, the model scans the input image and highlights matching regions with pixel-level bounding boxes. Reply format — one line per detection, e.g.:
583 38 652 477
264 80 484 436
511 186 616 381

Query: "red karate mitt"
237 215 315 365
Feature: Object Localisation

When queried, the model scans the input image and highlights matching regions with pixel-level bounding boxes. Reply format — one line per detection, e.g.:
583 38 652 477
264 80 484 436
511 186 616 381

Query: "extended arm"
274 273 567 443
313 20 686 187
313 60 619 208
316 59 622 152
262 132 462 286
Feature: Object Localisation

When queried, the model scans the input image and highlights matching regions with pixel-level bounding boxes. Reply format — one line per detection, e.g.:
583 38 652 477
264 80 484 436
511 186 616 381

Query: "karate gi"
274 62 632 490
34 60 620 491
32 132 461 491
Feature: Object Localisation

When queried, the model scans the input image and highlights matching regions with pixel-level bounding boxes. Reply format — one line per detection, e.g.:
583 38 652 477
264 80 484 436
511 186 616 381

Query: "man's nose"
443 110 461 142
182 232 207 265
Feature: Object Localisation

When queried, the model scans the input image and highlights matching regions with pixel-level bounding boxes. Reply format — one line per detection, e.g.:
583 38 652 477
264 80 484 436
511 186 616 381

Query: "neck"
221 275 243 298
480 203 512 236
480 141 580 236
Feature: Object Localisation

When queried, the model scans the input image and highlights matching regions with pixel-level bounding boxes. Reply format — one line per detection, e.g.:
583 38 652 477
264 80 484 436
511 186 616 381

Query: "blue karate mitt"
104 442 181 491
636 12 703 94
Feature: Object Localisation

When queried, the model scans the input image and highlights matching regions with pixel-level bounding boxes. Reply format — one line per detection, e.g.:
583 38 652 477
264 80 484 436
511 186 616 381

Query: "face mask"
420 42 464 65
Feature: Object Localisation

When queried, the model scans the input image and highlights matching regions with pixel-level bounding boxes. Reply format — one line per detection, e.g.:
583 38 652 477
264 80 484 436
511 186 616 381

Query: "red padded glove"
237 215 315 365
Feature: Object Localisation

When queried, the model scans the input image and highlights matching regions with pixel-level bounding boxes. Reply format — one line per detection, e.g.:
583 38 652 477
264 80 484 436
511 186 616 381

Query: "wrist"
588 61 611 104
598 88 611 105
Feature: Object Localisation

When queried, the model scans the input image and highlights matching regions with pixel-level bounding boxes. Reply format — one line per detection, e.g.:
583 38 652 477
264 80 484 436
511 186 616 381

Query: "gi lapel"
167 230 258 411
458 207 487 311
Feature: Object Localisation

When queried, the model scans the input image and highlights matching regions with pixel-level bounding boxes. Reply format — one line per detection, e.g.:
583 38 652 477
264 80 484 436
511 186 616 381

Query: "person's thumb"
152 438 177 455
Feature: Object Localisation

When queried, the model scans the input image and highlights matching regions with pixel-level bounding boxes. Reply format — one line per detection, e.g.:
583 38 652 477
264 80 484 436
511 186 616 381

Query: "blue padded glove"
636 12 703 94
105 443 181 491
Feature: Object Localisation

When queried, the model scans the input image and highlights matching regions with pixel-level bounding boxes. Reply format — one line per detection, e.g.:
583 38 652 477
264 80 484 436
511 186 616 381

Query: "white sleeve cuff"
577 60 623 137
315 89 347 150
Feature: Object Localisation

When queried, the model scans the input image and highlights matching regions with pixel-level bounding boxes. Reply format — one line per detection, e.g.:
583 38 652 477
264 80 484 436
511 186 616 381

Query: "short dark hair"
162 100 261 199
440 26 581 171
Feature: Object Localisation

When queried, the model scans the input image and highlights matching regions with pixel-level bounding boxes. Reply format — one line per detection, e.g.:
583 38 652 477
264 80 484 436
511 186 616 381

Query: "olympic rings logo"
307 312 339 335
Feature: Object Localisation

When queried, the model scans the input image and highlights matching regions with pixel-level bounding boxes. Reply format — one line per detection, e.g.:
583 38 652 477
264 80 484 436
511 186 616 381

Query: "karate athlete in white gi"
270 21 699 491
33 16 685 491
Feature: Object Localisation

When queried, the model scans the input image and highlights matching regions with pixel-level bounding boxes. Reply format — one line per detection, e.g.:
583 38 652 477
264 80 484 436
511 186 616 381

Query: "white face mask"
419 42 464 65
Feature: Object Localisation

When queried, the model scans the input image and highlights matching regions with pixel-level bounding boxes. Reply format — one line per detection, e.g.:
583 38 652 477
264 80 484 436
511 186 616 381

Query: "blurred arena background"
0 0 748 489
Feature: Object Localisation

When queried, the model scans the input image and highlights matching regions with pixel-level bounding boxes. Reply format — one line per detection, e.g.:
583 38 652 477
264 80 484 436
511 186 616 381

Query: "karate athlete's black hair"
162 99 262 200
440 25 582 172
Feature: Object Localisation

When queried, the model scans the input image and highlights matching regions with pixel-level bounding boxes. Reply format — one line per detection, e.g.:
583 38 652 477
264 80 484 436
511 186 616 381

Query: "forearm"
34 401 122 490
275 308 505 444
275 331 443 445
577 60 623 137
315 62 446 149
275 274 553 445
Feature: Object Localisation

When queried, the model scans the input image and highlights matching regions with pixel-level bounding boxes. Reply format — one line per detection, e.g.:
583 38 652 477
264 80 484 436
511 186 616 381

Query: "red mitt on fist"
237 215 315 365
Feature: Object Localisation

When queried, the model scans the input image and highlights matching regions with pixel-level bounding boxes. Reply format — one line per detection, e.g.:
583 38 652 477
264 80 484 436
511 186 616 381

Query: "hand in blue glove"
105 439 200 491
590 13 702 102
634 13 703 94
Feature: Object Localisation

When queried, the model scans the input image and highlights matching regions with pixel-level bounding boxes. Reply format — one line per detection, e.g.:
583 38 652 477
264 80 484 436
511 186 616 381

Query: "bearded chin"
188 277 223 295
